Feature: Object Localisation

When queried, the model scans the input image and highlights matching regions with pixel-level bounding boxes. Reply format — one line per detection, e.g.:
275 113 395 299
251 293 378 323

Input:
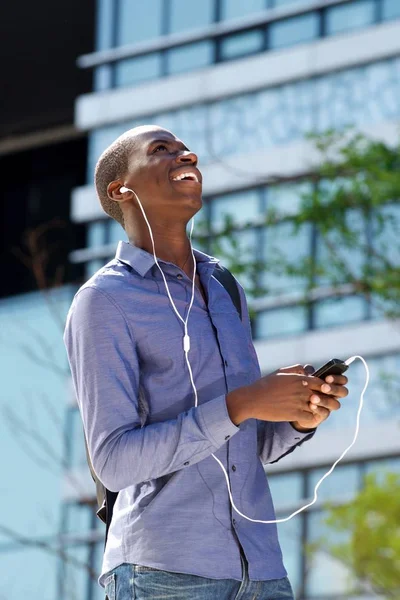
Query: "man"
63 125 348 600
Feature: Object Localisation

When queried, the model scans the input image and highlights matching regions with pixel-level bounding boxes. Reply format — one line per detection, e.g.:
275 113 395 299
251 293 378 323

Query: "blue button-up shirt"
63 241 314 588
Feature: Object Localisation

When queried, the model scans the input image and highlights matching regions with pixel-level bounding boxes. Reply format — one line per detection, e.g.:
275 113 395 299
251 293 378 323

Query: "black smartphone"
312 358 349 379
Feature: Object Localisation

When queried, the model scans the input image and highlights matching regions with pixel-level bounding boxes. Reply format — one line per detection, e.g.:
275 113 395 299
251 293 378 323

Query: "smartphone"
312 358 349 379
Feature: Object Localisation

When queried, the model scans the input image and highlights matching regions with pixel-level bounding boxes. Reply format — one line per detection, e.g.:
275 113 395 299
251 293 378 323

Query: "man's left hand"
274 364 349 432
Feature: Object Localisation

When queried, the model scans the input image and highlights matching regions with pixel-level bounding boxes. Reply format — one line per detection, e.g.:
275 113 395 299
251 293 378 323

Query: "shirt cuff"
274 421 316 444
196 395 240 448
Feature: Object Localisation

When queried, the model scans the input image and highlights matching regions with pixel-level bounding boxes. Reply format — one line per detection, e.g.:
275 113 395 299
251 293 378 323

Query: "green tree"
320 472 400 598
198 129 400 321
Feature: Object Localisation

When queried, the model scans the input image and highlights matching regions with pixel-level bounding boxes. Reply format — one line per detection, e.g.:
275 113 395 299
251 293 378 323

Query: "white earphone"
119 186 370 524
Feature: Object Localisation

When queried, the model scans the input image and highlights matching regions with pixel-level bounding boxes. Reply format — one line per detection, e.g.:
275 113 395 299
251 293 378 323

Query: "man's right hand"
226 371 337 426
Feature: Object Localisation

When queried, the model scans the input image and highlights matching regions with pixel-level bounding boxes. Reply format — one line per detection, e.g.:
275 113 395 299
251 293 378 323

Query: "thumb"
304 364 315 376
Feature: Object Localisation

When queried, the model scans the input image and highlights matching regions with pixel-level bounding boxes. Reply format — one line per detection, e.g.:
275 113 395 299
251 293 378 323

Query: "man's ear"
107 180 127 202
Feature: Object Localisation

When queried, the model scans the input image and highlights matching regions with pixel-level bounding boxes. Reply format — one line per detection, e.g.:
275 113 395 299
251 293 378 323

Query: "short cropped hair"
94 131 137 229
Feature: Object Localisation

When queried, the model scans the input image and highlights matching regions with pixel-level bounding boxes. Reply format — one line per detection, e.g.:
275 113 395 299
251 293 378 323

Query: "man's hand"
276 364 349 431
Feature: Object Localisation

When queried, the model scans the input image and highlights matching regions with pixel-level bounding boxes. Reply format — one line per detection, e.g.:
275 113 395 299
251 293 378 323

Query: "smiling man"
63 125 348 600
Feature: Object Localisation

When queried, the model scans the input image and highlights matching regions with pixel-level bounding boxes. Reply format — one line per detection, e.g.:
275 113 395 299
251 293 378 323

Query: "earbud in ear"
120 186 131 194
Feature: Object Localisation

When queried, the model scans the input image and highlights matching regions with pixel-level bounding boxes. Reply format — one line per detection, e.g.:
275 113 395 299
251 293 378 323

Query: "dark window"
220 29 265 60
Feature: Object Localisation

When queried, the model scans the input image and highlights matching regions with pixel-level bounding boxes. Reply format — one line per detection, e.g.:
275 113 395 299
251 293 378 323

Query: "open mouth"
171 172 200 183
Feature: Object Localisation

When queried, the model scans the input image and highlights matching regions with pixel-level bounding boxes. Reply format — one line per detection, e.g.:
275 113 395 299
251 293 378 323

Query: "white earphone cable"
122 187 370 523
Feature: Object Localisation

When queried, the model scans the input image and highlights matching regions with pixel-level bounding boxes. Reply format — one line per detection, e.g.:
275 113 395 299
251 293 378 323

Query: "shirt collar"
115 240 220 277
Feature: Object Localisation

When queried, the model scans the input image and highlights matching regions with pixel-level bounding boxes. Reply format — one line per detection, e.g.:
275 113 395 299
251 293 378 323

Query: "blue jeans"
104 554 294 600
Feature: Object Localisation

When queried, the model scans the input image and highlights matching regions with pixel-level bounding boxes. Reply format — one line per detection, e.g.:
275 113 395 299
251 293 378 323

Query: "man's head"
94 125 202 230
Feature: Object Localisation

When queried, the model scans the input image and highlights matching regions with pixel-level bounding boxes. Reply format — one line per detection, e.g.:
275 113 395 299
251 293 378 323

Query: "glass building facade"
66 1 400 598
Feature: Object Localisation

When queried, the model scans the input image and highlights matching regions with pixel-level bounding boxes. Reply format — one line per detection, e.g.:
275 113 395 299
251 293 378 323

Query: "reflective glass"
220 29 264 60
65 502 93 535
256 305 307 338
276 517 302 595
115 53 162 88
86 259 105 279
211 229 259 297
273 0 313 8
268 472 303 506
267 181 312 217
95 0 113 51
108 219 128 244
87 221 106 248
325 0 376 36
220 0 265 21
307 464 359 502
382 0 400 20
315 206 367 286
89 58 400 180
306 511 355 595
167 41 214 75
169 0 214 33
269 12 319 49
365 457 400 481
94 65 113 91
69 408 88 468
117 0 163 46
211 189 260 229
313 296 366 329
260 221 311 297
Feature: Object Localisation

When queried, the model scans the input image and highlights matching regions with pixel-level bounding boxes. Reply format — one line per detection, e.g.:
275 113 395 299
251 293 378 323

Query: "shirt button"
232 465 236 472
225 435 230 440
224 359 228 366
184 461 190 466
232 519 236 525
177 274 183 279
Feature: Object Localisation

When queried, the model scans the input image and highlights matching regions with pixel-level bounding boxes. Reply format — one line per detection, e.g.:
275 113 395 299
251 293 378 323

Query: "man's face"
123 127 203 216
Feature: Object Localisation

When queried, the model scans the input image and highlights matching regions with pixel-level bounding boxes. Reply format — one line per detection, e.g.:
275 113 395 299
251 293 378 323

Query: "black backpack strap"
213 265 242 322
84 429 118 548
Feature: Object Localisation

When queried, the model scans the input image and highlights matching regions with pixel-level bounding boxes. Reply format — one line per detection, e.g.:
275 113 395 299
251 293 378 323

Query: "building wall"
66 1 400 598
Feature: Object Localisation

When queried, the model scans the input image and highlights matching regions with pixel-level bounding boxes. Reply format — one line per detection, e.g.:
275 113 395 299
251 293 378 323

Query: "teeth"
172 172 198 182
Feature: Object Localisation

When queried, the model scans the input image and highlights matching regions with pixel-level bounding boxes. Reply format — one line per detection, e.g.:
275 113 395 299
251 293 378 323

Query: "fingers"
305 376 348 398
310 393 341 411
325 374 348 386
309 405 330 420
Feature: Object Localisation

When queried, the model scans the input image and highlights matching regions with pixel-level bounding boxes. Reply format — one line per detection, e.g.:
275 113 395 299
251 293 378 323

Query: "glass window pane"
257 305 307 338
273 0 312 8
268 473 303 506
94 65 113 91
95 0 114 51
169 0 214 33
307 464 359 502
365 457 400 480
306 511 355 596
220 0 266 21
117 0 163 46
220 29 264 60
109 220 127 245
325 0 376 36
167 41 214 76
269 12 319 50
211 229 259 297
267 181 312 218
277 517 302 596
115 53 162 88
313 296 366 329
86 259 104 279
382 0 400 20
87 221 106 248
211 190 260 229
65 502 93 535
261 221 311 297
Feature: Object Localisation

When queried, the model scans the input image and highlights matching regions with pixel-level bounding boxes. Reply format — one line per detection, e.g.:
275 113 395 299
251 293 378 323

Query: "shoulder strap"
213 265 242 321
84 264 242 550
84 430 118 549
